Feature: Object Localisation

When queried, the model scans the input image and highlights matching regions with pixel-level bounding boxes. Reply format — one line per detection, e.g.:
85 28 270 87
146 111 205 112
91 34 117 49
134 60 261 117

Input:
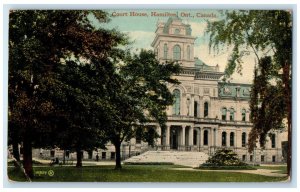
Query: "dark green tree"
8 10 128 177
106 50 181 169
207 10 292 175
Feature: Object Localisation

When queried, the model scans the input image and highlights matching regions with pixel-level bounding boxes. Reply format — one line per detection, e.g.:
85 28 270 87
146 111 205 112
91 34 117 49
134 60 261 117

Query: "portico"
160 124 194 150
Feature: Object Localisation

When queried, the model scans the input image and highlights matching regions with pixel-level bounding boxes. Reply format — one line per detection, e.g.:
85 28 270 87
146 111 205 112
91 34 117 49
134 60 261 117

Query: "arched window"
230 132 235 146
173 45 181 60
222 108 227 120
163 43 168 59
172 89 180 115
242 109 246 121
194 101 198 117
242 132 246 147
204 102 209 117
271 134 276 148
230 108 234 121
203 130 208 146
187 45 191 60
222 132 227 146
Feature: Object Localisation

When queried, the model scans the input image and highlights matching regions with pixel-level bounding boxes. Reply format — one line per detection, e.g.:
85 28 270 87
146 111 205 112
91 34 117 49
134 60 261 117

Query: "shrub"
202 148 247 167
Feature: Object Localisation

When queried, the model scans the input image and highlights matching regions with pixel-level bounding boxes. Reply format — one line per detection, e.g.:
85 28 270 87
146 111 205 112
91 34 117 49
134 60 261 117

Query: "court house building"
132 16 287 164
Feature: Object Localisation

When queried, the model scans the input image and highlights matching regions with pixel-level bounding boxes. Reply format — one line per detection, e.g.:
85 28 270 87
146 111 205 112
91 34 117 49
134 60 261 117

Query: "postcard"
7 9 291 183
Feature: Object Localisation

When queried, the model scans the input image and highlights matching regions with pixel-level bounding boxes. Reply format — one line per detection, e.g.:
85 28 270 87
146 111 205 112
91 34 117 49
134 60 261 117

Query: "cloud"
125 31 155 51
194 44 255 84
189 22 208 37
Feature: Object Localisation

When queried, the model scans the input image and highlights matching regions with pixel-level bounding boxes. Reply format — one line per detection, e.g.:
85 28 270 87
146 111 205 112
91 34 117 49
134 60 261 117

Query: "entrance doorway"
170 127 179 149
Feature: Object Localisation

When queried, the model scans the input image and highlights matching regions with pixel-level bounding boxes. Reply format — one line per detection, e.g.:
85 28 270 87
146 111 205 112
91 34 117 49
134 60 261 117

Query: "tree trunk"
283 62 291 177
12 140 20 162
76 147 82 167
114 141 122 170
23 134 34 179
63 150 66 165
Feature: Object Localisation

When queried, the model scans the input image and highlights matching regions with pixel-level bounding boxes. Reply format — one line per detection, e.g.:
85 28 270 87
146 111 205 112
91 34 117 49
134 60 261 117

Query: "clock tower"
151 17 197 68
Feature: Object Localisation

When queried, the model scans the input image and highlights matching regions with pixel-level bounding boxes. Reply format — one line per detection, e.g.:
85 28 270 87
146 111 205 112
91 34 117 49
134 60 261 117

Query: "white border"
1 1 299 192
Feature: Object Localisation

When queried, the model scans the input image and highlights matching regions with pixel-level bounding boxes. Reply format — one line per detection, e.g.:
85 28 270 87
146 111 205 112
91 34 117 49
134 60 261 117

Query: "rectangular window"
102 152 106 160
194 101 198 117
111 152 116 160
272 156 276 162
271 134 276 148
204 102 209 117
222 132 226 146
242 114 246 121
261 155 265 162
230 113 234 121
203 130 208 146
250 155 253 162
50 150 55 158
193 130 197 145
242 132 246 147
230 132 234 146
222 114 226 120
242 155 246 161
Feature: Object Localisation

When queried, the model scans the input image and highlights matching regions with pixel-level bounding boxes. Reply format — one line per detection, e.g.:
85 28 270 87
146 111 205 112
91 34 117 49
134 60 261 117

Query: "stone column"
166 126 170 146
156 126 161 145
182 126 186 146
227 131 231 147
199 128 202 147
189 127 193 146
236 129 241 148
213 128 217 147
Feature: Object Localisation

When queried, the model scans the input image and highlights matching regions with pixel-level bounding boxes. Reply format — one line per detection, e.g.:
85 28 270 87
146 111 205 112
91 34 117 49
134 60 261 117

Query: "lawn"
253 165 288 174
7 165 288 182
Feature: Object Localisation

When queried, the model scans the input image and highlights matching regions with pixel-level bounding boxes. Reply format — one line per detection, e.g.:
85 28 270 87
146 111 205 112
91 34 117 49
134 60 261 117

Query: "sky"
99 9 256 84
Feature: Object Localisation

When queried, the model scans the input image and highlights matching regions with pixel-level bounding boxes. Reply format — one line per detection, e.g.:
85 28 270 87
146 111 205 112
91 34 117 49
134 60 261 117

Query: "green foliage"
202 149 247 167
207 10 292 158
104 50 180 144
8 10 128 173
248 57 286 151
9 10 181 171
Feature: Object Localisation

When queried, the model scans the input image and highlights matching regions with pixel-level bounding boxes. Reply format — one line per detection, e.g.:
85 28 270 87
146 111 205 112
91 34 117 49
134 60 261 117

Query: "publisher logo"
48 170 54 177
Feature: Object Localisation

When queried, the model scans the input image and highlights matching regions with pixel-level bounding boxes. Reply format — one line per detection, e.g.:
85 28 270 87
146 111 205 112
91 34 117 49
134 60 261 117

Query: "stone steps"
124 151 209 167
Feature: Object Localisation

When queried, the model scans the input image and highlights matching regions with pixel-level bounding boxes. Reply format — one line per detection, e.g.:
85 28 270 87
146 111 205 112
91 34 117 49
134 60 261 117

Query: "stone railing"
168 115 253 126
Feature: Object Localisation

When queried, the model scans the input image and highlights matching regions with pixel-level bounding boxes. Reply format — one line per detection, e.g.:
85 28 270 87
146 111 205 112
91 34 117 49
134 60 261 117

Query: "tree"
9 10 128 177
105 50 180 169
207 10 292 175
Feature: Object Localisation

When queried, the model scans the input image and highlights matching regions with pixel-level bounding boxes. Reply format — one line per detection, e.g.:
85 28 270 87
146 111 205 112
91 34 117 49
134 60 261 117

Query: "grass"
7 159 44 166
7 164 288 182
253 165 288 174
196 166 257 170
